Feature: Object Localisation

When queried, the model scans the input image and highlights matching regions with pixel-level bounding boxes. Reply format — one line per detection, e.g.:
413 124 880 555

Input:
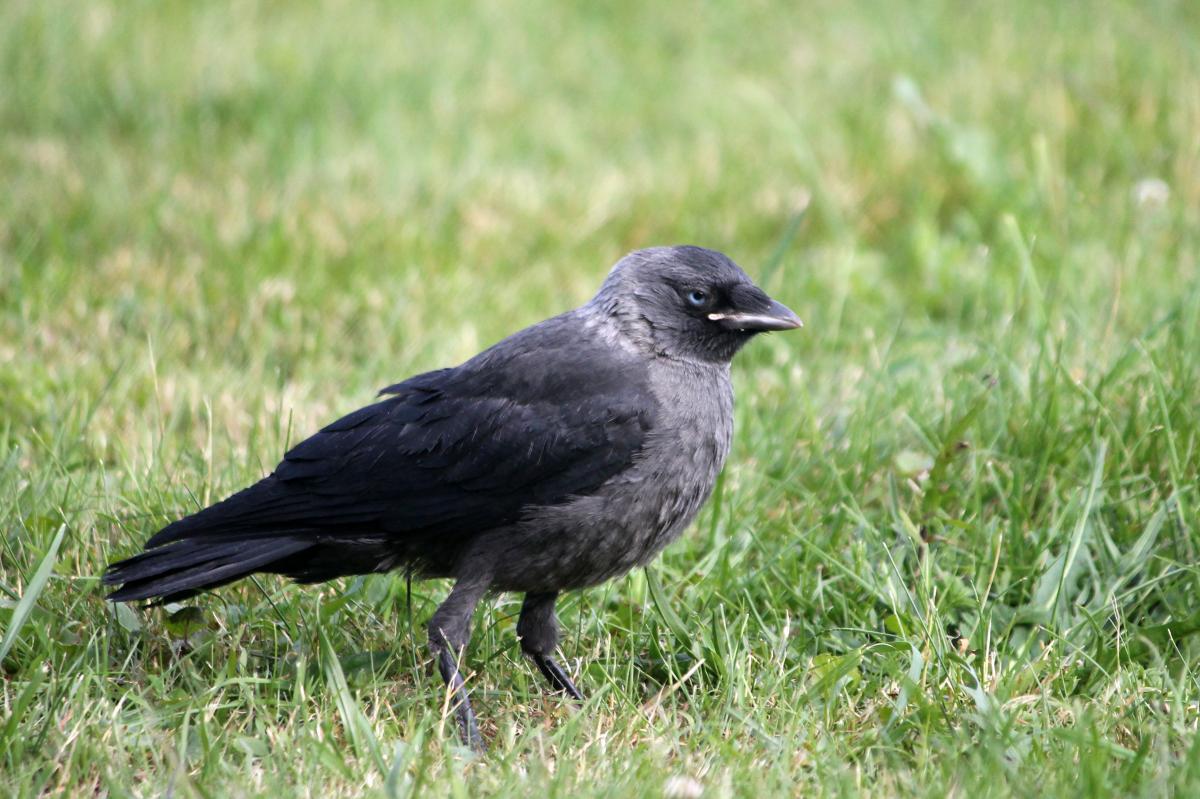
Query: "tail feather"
141 477 377 550
104 538 313 604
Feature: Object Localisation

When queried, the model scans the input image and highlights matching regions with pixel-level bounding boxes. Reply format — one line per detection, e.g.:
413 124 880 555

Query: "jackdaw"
104 245 802 749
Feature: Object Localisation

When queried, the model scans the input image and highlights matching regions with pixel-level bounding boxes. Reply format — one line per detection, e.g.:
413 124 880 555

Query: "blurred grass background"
2 0 1199 796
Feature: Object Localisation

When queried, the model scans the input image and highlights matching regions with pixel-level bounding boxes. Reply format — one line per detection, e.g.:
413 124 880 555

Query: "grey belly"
478 447 723 593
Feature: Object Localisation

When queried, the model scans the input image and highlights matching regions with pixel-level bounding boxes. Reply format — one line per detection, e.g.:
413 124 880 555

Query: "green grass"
3 0 1200 795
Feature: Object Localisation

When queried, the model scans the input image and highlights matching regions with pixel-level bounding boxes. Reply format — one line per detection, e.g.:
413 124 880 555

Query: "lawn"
2 0 1199 796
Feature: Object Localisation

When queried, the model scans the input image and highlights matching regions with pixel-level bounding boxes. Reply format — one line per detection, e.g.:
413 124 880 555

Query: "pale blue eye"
687 289 709 307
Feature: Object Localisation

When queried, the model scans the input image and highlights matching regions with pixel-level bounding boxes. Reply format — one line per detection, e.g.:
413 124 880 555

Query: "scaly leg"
428 575 491 751
518 592 583 701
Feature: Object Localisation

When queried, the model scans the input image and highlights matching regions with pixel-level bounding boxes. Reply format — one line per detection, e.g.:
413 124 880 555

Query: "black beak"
709 299 803 332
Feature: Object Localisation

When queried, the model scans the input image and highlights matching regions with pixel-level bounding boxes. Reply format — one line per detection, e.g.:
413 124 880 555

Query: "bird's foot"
530 653 584 702
436 648 486 752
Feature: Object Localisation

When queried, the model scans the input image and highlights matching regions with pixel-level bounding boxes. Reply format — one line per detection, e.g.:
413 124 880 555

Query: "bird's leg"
517 592 583 701
428 575 491 751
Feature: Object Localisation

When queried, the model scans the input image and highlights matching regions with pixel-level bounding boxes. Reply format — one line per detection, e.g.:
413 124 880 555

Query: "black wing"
144 318 656 553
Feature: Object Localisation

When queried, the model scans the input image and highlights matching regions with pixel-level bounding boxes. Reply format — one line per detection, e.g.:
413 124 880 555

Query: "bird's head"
590 245 803 364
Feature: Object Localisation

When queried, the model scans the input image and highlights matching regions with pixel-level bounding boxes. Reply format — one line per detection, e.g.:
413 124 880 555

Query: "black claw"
531 653 584 701
437 649 485 752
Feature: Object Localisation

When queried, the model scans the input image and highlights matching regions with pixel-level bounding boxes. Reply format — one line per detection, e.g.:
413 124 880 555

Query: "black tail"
103 537 314 604
103 476 408 603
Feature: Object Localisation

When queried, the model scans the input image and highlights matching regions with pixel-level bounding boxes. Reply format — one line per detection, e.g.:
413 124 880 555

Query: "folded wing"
105 320 655 600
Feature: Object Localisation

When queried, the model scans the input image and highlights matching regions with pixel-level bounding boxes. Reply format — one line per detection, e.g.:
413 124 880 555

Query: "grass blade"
0 524 67 665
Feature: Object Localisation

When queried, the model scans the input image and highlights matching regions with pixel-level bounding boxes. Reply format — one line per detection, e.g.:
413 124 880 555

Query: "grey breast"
486 358 734 593
633 358 734 552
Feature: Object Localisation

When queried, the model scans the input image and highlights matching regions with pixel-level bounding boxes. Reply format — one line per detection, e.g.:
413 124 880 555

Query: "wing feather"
146 317 655 552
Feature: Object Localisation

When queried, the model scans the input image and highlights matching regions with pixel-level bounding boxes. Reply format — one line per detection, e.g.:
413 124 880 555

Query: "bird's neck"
581 292 742 368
